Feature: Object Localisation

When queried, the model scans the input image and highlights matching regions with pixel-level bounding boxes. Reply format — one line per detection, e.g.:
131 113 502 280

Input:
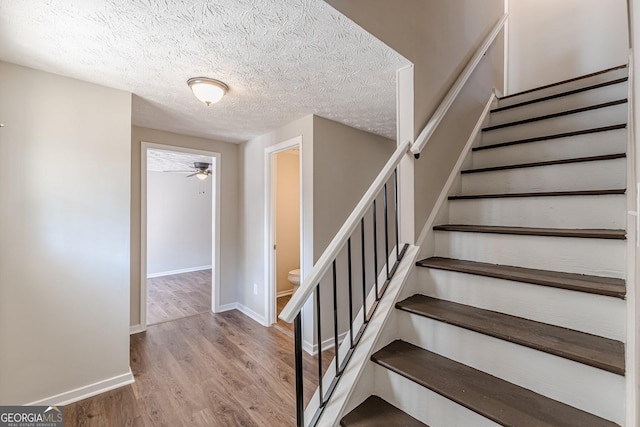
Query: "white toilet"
287 269 301 294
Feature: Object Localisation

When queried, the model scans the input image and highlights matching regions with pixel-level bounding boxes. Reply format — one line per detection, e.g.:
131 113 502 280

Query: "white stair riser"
434 231 626 278
398 313 625 425
373 364 501 427
490 82 628 126
416 268 626 340
449 195 626 229
482 103 627 145
472 128 627 168
461 158 626 195
498 68 628 109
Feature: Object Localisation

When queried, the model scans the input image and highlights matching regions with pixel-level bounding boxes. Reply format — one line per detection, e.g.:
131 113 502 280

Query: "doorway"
265 137 302 332
140 143 221 329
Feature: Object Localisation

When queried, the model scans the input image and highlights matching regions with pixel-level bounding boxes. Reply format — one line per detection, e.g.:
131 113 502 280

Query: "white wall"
130 126 239 327
507 0 629 94
275 150 300 295
146 171 212 276
0 61 132 404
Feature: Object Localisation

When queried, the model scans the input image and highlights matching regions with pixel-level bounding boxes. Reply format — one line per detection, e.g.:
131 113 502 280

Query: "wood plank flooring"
147 270 211 325
274 294 295 336
65 310 332 426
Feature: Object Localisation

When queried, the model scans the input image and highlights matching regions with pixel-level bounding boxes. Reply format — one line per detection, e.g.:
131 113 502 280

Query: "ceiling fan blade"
163 170 194 173
186 172 197 177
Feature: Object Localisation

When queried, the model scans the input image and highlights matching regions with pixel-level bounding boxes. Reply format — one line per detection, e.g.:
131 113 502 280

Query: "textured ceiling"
147 149 212 172
0 0 409 142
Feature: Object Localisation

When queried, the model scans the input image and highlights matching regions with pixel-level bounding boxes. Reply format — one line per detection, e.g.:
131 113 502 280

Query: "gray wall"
146 171 212 276
130 126 239 327
0 62 131 404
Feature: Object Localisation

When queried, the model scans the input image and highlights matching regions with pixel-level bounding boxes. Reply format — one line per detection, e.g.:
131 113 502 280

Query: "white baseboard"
146 265 212 279
27 368 135 406
129 324 146 335
277 288 294 298
215 302 268 326
235 303 268 326
216 303 238 313
302 331 349 356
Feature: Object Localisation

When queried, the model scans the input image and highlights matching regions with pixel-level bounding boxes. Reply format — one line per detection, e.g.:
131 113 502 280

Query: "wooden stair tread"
491 77 628 113
472 124 627 152
372 340 620 427
416 257 626 299
483 99 627 132
340 396 428 427
396 295 625 374
448 189 626 200
433 224 626 240
500 65 627 100
461 153 626 174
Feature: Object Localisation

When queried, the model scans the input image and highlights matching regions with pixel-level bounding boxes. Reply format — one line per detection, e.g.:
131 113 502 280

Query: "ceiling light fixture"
187 77 228 106
196 171 209 180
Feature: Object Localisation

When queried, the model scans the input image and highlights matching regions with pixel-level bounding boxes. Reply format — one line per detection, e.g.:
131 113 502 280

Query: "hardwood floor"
147 269 211 325
274 294 295 336
65 310 332 426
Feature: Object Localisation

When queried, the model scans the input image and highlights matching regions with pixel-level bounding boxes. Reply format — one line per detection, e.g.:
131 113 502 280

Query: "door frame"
264 136 303 325
140 142 222 330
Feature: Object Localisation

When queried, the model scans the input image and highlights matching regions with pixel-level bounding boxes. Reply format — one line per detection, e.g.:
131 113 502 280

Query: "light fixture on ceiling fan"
164 162 212 180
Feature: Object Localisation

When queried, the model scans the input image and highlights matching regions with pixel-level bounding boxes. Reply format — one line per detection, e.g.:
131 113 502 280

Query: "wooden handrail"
410 13 508 157
279 140 412 323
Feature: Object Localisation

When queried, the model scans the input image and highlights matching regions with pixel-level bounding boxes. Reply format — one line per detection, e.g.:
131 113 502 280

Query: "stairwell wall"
507 0 629 95
323 0 504 241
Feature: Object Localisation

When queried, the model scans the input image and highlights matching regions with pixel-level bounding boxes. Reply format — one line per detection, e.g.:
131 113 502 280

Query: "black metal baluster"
332 261 340 375
360 218 367 324
316 286 324 407
347 238 354 348
294 313 304 427
394 168 400 259
383 183 390 279
372 200 379 299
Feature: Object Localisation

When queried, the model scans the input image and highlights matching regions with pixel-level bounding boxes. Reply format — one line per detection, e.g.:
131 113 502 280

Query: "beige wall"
238 115 314 322
275 150 301 295
0 62 131 404
325 0 504 139
131 126 239 327
507 0 629 94
312 116 396 345
325 0 504 239
312 116 396 258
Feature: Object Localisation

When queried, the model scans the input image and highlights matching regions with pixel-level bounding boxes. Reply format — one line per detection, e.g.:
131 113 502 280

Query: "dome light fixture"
196 171 209 180
187 77 228 106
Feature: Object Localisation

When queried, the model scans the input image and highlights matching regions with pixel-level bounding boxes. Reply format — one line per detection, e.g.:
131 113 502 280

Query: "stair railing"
279 139 411 426
410 13 508 158
279 13 508 427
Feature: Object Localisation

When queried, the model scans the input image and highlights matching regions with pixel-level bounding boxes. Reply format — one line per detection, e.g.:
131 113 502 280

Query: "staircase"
340 65 630 426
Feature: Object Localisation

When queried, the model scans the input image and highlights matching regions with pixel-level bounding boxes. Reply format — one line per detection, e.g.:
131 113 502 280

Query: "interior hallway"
65 310 332 426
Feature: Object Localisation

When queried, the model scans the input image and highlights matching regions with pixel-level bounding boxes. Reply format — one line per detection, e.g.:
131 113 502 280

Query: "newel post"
396 64 415 245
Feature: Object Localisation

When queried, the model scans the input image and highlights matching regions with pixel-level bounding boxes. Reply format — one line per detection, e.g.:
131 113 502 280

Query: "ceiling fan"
164 162 212 180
